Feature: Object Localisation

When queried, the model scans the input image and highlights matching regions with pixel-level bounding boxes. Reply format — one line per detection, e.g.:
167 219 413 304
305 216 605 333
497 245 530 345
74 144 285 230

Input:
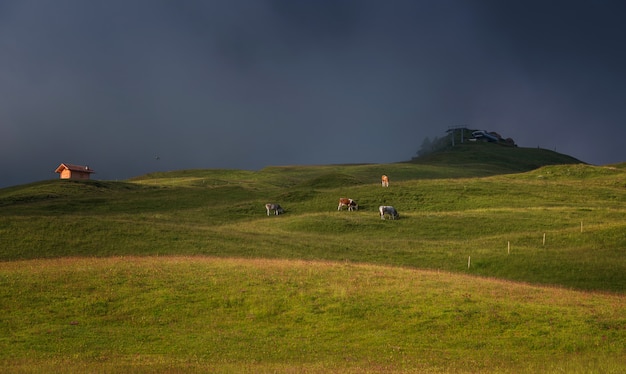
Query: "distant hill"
409 141 584 173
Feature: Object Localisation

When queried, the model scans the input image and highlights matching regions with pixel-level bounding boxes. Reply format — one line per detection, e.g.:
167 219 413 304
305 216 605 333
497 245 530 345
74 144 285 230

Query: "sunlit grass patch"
1 256 625 373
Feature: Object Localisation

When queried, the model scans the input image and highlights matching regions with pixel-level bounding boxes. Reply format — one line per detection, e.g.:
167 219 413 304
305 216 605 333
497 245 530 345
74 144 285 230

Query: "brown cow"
381 175 389 187
338 198 358 211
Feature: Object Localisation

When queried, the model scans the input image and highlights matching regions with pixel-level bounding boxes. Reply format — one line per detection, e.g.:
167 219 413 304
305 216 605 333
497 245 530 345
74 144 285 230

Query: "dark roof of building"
55 163 95 174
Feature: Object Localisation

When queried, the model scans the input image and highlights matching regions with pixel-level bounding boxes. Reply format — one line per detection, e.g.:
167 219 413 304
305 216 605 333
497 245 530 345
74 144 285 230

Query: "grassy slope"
1 142 626 372
1 157 623 292
2 257 625 373
411 142 585 172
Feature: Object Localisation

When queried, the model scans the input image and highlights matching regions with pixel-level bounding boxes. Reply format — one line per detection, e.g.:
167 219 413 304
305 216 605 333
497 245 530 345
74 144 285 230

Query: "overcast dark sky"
2 0 625 188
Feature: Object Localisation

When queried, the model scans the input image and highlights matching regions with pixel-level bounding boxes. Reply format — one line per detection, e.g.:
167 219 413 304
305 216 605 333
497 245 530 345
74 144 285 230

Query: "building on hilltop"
54 163 95 180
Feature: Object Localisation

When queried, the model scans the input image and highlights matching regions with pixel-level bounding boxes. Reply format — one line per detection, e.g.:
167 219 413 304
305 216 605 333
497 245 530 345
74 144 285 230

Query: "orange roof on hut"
55 163 95 180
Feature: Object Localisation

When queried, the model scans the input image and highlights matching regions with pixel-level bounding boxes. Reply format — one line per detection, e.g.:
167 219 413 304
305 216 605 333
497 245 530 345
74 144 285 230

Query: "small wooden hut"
55 163 95 180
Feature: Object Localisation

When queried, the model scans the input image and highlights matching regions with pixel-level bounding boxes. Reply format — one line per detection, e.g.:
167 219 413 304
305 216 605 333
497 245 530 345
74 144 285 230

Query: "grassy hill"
411 141 585 172
1 145 625 373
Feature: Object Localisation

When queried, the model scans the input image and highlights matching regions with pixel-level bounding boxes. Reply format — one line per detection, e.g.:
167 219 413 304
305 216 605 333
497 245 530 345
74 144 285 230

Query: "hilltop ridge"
0 139 589 192
409 141 584 173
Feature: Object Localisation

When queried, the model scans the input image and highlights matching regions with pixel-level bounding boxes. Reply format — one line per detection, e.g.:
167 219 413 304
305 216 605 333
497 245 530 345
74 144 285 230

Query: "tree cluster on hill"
415 128 516 158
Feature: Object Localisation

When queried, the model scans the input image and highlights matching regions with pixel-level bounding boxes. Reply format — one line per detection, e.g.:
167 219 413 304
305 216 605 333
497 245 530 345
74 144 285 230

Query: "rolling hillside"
1 144 622 291
1 145 625 373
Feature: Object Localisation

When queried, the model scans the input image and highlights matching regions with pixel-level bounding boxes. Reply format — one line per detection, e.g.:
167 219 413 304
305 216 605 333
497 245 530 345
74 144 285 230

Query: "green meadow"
1 143 625 373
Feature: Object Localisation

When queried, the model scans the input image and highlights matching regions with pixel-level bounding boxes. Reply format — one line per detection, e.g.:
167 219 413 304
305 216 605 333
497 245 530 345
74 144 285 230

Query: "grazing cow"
379 205 399 220
265 203 284 216
338 198 358 211
381 174 389 187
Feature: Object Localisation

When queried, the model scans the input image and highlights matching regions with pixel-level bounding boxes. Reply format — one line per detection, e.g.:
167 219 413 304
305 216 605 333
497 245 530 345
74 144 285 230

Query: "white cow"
265 203 284 216
379 205 399 220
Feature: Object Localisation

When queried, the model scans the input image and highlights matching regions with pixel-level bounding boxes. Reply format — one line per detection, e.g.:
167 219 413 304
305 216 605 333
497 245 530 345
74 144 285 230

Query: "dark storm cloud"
1 0 625 188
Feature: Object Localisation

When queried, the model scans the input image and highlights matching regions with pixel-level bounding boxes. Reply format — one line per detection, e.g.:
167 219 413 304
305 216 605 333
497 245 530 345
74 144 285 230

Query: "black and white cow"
338 198 358 211
379 205 399 220
265 203 284 216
